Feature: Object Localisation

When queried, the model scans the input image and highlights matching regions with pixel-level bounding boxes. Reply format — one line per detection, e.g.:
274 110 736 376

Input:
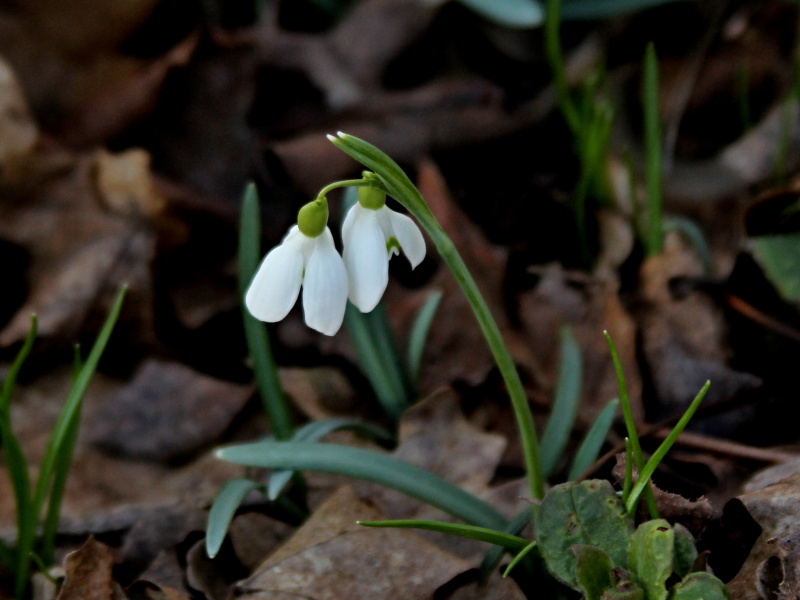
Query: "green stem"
545 0 580 135
317 178 373 200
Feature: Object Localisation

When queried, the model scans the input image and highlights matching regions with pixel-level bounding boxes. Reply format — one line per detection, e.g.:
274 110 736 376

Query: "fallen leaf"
0 56 38 186
55 537 116 600
236 486 469 600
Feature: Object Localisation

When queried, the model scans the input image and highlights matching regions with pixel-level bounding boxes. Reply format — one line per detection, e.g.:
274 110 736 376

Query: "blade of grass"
503 540 538 577
643 42 663 257
361 303 413 399
479 508 534 580
540 326 583 479
359 520 529 551
546 0 580 134
567 398 618 480
206 478 264 558
240 183 293 440
17 287 126 598
625 381 710 514
603 331 659 519
407 290 442 386
268 418 394 499
217 441 508 530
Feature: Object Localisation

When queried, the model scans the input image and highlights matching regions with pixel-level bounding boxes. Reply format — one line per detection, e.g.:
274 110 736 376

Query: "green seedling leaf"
535 480 633 588
668 572 730 600
217 441 508 530
672 523 697 578
568 398 618 480
749 233 800 302
206 478 264 558
359 520 529 552
572 545 614 600
268 419 393 499
540 325 583 478
240 183 293 440
604 581 646 600
628 519 674 600
407 290 443 386
456 0 544 28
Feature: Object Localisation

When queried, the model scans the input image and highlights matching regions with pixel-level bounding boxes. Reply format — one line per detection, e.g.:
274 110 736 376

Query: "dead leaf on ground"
0 56 38 186
727 473 800 600
55 536 120 600
236 485 469 600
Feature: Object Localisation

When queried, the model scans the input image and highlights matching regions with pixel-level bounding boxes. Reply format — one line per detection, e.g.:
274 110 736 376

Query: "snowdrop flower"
342 186 425 312
246 198 348 336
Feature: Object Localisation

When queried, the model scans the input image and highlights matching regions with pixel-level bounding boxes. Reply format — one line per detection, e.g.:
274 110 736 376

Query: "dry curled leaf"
55 537 118 600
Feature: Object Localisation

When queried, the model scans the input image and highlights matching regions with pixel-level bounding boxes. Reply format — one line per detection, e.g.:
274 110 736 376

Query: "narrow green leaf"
239 183 293 440
456 0 544 28
625 381 710 514
407 290 443 386
540 325 583 478
18 287 126 599
568 398 618 480
643 42 663 257
362 303 414 399
664 217 713 276
1 314 38 410
359 520 529 551
218 441 508 530
545 0 581 134
268 419 393 499
206 478 264 558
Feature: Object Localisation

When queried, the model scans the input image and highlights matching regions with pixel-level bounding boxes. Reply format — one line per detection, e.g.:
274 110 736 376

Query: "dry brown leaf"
55 537 115 600
86 359 253 461
93 149 167 218
727 473 800 600
0 56 38 186
236 485 469 600
126 580 191 600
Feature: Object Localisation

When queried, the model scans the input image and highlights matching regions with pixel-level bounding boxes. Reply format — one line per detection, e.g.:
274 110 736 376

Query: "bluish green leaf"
206 478 264 558
540 325 583 478
479 507 534 578
239 183 293 440
561 0 688 20
503 540 539 577
268 419 393 499
359 519 529 551
456 0 543 28
568 398 618 480
749 233 800 302
407 290 443 386
218 441 508 530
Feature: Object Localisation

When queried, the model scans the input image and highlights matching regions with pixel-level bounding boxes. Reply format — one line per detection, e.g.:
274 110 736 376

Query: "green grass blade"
643 41 663 257
16 287 126 598
359 519 529 551
503 540 539 577
540 325 583 478
625 381 710 514
567 398 619 480
206 478 264 558
267 419 394 499
407 290 443 386
479 508 534 579
1 314 38 410
217 441 508 530
545 0 580 134
239 183 293 440
603 331 659 519
362 304 413 398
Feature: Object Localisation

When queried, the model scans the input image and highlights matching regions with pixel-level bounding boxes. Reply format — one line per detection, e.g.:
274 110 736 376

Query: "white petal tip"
337 131 347 138
326 134 337 142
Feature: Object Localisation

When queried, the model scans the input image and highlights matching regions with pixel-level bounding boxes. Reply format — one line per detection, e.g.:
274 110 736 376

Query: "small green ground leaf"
572 545 614 600
535 480 633 588
628 519 674 600
456 0 544 27
749 233 800 302
359 520 529 552
668 572 730 600
604 582 646 600
672 523 697 578
206 478 263 558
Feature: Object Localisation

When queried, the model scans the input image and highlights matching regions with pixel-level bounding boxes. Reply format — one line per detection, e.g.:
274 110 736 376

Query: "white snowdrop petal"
341 202 365 245
387 209 426 269
245 233 304 322
302 230 348 335
344 210 389 312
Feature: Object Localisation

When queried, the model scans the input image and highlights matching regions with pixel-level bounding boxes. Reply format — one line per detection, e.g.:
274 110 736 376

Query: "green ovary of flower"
297 198 329 237
358 186 387 210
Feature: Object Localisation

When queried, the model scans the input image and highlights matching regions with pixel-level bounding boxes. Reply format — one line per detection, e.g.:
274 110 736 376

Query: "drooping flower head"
245 197 348 336
342 186 426 313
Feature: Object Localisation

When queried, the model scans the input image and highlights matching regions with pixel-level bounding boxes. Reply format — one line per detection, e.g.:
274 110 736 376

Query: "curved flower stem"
328 133 545 501
317 178 374 200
